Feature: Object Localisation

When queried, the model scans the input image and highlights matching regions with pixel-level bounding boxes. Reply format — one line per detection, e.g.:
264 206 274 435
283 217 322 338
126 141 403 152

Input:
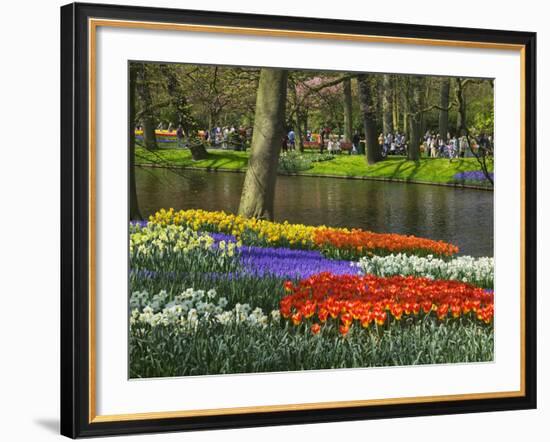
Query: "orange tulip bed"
313 229 459 260
280 273 493 336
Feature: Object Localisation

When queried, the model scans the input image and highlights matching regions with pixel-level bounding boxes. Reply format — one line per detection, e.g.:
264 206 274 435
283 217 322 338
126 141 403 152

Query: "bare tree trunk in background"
238 68 288 220
420 81 430 137
343 77 353 142
136 64 158 150
439 77 451 138
392 76 399 132
407 76 424 161
295 110 304 152
456 79 467 135
382 74 393 135
357 74 382 165
401 77 409 139
129 65 142 220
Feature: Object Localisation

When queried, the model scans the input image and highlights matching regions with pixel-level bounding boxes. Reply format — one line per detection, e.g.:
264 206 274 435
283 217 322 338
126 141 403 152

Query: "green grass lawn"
305 155 490 183
135 145 492 185
136 146 249 170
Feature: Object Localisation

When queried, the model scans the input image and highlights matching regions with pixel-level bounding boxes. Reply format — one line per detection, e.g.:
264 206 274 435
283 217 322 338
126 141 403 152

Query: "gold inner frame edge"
87 17 527 424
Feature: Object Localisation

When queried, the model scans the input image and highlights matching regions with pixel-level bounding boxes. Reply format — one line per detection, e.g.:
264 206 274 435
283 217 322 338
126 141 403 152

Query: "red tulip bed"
280 273 493 336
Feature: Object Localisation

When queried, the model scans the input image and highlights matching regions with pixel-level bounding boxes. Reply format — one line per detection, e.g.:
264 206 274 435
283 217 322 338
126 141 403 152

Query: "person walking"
281 134 289 153
459 133 470 157
288 129 296 150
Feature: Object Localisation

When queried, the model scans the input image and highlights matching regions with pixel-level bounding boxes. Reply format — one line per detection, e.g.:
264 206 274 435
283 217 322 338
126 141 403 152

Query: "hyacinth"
355 254 494 288
208 232 354 279
453 170 494 182
239 246 355 279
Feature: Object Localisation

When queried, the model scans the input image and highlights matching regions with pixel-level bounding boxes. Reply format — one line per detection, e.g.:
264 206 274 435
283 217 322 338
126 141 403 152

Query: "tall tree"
357 74 382 164
400 76 409 138
288 76 304 151
238 68 288 220
136 63 158 150
438 77 451 138
392 76 399 132
455 78 467 135
343 77 353 142
420 78 431 137
294 110 304 151
407 75 424 161
159 64 196 136
382 74 393 135
129 64 142 220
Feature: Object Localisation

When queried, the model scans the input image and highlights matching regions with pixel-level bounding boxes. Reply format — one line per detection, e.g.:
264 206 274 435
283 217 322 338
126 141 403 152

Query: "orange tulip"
339 324 350 336
291 312 302 326
311 323 321 335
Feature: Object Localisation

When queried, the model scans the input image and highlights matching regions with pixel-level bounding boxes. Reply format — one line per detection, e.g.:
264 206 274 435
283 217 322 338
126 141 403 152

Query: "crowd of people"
379 132 408 156
281 127 361 155
167 122 493 162
172 124 253 149
422 131 494 161
422 131 464 160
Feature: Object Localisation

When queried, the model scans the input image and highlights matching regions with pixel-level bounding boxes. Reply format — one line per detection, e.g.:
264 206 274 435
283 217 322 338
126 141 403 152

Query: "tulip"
291 312 302 326
339 324 350 336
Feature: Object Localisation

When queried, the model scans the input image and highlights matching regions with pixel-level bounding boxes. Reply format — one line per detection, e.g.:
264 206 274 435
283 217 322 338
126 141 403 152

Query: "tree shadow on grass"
406 160 424 180
370 158 411 180
195 152 248 170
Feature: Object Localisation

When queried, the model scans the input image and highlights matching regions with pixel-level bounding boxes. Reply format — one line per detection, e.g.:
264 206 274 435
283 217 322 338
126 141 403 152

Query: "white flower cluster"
354 253 494 287
130 288 276 331
130 223 215 257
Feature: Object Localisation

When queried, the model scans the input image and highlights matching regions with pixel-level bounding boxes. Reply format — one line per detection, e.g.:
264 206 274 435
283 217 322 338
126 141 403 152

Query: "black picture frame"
61 2 537 438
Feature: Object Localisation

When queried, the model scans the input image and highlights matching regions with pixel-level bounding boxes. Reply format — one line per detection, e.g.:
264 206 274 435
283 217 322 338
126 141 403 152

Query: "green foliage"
277 151 335 173
471 107 494 135
130 317 493 377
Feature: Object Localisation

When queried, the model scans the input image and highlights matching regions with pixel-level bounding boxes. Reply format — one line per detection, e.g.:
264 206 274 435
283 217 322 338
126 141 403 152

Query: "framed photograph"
60 2 537 438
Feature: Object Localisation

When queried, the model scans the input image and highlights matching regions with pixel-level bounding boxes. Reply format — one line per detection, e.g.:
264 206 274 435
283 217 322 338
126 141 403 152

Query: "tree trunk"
407 76 424 161
438 78 451 138
420 82 430 138
136 64 158 150
456 79 467 135
402 76 409 138
357 74 382 165
382 74 393 135
392 77 399 132
295 111 304 152
129 65 142 220
343 77 353 142
238 68 288 220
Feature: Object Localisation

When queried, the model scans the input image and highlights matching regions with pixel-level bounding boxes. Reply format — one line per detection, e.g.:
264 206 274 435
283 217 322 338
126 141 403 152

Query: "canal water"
135 168 494 257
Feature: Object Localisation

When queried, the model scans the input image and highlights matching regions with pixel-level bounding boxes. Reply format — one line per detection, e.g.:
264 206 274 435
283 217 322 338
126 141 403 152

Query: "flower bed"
148 208 459 258
355 253 493 288
452 170 494 186
279 272 494 336
129 220 494 377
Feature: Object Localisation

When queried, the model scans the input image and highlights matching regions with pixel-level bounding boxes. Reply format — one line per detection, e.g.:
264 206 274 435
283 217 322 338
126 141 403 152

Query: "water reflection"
135 168 494 257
